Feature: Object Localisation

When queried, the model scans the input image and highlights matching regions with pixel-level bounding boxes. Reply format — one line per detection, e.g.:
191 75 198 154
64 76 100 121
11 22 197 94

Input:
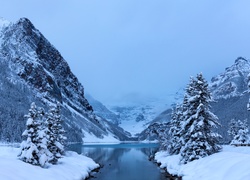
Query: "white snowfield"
155 145 250 180
82 131 121 143
0 146 99 180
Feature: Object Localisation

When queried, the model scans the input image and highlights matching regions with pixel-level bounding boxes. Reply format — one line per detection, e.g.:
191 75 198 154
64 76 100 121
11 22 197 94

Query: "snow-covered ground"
82 131 120 143
155 145 250 180
0 145 99 180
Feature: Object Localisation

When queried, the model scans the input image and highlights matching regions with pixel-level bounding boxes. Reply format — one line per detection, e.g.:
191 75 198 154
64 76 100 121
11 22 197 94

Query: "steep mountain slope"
85 94 132 140
0 17 129 143
85 94 120 125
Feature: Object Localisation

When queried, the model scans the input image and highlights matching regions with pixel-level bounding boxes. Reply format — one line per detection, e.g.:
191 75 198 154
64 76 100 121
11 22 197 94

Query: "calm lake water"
67 143 168 180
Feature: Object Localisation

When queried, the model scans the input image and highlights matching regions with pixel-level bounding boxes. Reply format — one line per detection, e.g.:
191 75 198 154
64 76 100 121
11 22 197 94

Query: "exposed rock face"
210 57 250 100
0 17 129 142
1 18 92 111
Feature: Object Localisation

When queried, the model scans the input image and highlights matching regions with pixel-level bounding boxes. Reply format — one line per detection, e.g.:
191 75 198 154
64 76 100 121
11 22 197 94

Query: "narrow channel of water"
68 143 168 180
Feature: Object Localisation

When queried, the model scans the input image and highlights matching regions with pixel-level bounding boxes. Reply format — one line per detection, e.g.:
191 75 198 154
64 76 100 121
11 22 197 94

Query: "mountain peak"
234 57 248 65
15 17 37 35
0 16 130 142
210 57 250 100
231 57 250 72
18 17 31 23
17 17 33 26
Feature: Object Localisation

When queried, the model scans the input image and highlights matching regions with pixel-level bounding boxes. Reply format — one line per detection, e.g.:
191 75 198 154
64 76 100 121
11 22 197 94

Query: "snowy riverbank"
0 145 99 180
155 145 250 180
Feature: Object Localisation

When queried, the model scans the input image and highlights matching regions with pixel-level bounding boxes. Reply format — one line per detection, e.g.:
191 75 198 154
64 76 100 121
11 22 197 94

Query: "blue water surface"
68 142 168 180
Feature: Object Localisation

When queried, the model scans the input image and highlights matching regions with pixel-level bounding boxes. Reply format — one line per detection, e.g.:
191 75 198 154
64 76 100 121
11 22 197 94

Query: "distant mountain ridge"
86 93 170 137
0 17 129 143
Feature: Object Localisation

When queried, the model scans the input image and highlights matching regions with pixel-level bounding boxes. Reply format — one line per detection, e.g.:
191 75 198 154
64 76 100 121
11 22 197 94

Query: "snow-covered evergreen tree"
19 103 52 167
247 73 250 111
180 73 222 164
46 102 66 164
167 104 184 155
156 122 170 150
142 122 169 146
53 102 67 149
45 108 58 164
229 119 250 145
36 107 53 167
228 119 240 139
18 102 39 165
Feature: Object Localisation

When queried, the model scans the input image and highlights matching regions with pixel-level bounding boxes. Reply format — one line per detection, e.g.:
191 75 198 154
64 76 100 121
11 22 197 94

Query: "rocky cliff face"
1 18 92 111
210 57 250 100
0 17 129 143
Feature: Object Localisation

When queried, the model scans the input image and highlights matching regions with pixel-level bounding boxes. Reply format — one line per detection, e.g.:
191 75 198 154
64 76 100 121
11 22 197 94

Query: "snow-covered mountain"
209 57 250 142
86 92 171 137
0 17 129 143
139 57 250 142
108 99 169 137
210 57 250 99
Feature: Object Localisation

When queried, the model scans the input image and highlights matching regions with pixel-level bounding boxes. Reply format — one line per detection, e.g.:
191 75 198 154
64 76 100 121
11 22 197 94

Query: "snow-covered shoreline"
155 145 250 180
0 145 99 180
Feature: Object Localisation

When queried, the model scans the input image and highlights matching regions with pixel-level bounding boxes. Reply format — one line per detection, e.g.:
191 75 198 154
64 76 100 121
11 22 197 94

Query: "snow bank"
82 131 120 143
0 146 99 180
155 145 250 180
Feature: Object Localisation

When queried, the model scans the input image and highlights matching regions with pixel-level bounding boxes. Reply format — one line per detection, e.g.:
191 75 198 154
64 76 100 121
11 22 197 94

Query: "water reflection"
68 143 168 180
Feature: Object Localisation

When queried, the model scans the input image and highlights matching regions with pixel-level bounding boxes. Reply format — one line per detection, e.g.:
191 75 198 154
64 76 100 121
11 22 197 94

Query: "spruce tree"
144 122 169 148
53 102 66 150
18 102 39 165
167 104 184 155
18 103 44 165
46 107 57 164
19 103 52 167
157 122 170 150
180 73 222 164
228 119 240 140
36 107 52 167
46 102 66 164
247 73 250 111
230 119 250 145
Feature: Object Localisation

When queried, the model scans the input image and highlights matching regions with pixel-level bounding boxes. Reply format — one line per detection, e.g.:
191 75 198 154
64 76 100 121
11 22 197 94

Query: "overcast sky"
1 1 250 105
